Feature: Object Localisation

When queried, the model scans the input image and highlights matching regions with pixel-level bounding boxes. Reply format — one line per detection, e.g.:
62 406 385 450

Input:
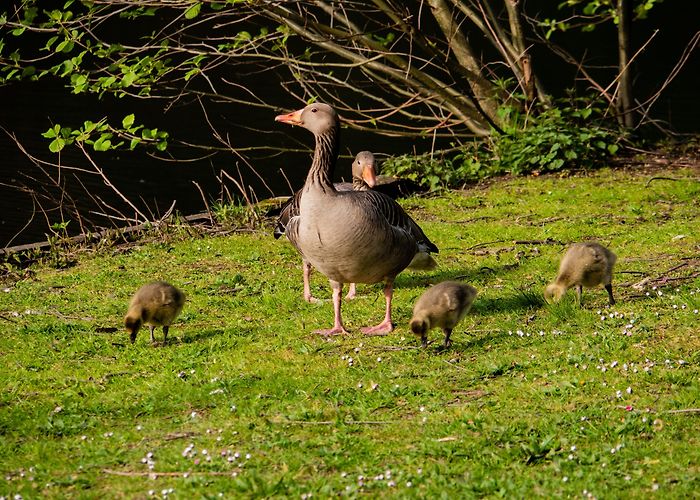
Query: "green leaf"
122 114 135 128
184 2 202 19
55 39 75 53
607 144 619 155
93 135 112 151
122 71 137 87
49 138 66 153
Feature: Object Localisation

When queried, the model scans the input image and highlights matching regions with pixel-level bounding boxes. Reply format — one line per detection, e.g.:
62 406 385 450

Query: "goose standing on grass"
124 281 185 345
544 242 617 306
274 151 379 302
275 103 438 335
409 281 478 348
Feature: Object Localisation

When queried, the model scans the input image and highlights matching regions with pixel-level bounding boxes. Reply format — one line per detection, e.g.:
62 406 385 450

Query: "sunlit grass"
0 167 698 497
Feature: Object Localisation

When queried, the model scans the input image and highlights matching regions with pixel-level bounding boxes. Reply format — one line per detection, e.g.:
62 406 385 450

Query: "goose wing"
273 189 302 239
358 190 439 254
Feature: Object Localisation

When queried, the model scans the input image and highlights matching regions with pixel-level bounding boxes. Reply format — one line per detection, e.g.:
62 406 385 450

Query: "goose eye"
311 107 318 113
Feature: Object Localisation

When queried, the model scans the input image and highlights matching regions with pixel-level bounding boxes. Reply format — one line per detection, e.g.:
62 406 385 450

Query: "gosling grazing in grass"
544 242 617 306
409 281 478 348
125 281 186 345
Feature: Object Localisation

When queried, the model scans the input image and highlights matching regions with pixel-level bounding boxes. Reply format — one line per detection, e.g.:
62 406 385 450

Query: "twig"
0 313 18 323
270 418 395 425
645 176 700 188
192 181 214 224
514 238 562 245
103 469 235 478
663 408 700 415
443 360 469 371
467 240 506 251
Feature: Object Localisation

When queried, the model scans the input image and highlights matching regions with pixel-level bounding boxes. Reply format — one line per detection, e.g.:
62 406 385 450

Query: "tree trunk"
617 0 636 128
426 0 500 121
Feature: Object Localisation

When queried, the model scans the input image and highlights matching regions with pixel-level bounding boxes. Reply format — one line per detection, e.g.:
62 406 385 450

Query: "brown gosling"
125 281 186 345
544 242 617 306
409 281 478 348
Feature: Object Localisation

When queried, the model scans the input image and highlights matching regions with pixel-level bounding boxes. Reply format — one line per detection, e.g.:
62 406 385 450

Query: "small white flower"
245 453 252 460
563 476 569 482
626 386 632 394
190 411 198 419
406 481 413 487
376 357 382 362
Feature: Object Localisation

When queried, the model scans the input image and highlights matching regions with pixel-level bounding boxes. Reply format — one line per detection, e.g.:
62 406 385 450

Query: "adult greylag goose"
275 103 438 335
409 281 477 348
544 242 617 306
125 281 186 345
274 151 378 302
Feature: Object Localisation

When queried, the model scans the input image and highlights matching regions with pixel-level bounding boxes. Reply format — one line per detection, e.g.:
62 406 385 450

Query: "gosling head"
124 313 143 344
409 316 430 347
275 102 337 136
544 283 566 304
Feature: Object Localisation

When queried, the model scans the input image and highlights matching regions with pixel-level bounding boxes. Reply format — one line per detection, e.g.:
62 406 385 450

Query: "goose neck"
305 126 339 191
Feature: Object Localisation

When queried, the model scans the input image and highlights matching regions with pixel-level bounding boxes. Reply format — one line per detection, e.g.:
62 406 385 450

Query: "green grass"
1 167 699 498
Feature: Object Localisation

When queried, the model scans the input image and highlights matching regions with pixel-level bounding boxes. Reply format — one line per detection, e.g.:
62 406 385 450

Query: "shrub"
382 99 622 191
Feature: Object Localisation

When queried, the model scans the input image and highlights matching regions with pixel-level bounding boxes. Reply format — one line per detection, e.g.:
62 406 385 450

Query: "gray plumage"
409 281 477 348
275 103 438 335
274 151 378 302
124 281 185 345
544 242 617 305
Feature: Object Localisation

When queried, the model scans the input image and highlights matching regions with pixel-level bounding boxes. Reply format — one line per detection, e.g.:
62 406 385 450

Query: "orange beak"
362 164 377 188
275 108 304 126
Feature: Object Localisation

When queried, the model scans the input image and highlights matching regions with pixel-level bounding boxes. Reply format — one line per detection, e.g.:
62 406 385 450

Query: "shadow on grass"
473 289 546 315
395 265 516 289
178 328 225 344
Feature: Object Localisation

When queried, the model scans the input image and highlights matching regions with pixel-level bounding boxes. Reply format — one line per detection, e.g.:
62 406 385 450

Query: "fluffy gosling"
409 281 478 348
125 281 185 345
544 242 617 306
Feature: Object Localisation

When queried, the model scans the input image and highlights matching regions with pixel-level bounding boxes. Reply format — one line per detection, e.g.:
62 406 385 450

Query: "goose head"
275 102 337 135
352 151 377 188
125 312 143 343
544 283 565 303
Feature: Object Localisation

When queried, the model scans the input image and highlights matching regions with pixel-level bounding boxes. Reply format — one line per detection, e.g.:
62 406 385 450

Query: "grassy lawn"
1 166 699 498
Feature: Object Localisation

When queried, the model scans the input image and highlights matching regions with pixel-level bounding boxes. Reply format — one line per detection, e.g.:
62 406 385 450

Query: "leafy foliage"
383 99 622 191
41 115 168 153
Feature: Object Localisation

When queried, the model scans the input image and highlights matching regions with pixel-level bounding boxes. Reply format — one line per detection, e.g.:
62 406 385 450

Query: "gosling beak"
362 164 377 188
275 108 304 126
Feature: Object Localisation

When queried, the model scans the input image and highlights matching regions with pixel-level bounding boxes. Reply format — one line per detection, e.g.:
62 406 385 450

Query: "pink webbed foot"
314 326 350 337
360 320 394 336
304 292 320 304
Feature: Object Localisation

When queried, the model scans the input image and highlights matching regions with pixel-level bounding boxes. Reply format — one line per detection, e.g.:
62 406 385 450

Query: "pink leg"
302 260 318 303
361 280 395 335
345 283 357 300
314 280 349 336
